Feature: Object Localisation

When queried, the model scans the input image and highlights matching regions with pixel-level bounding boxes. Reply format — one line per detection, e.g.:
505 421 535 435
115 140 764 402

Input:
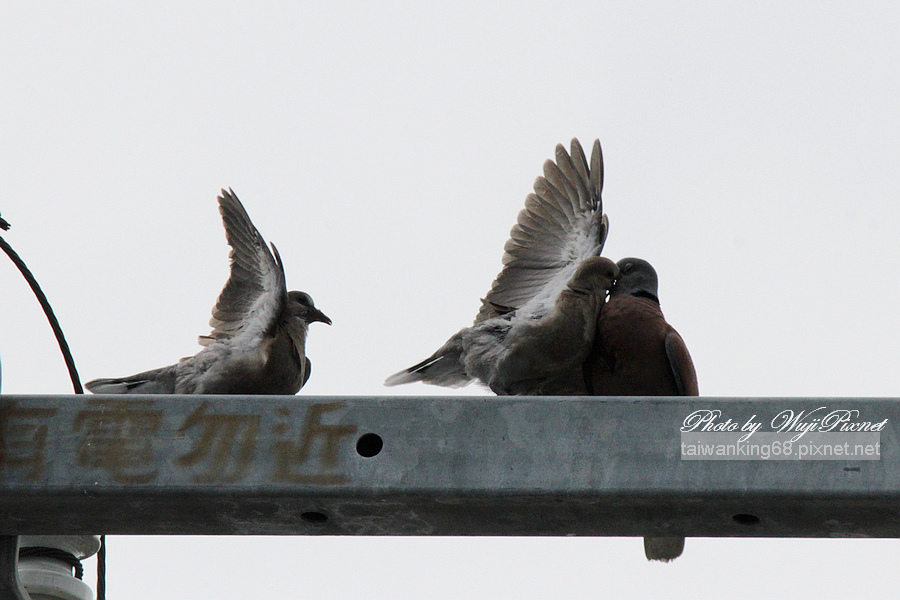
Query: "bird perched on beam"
385 139 618 395
86 189 330 395
385 137 698 561
587 258 697 398
586 256 698 562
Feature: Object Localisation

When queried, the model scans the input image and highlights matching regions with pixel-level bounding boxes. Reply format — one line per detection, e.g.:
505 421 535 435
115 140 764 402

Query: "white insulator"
18 536 101 600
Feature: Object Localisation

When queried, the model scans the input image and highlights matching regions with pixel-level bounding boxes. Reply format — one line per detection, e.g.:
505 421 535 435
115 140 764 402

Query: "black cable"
97 536 105 600
0 233 83 394
1 217 105 598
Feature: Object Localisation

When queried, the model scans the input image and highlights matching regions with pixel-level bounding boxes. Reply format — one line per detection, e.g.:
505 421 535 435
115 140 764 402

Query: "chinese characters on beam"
0 405 57 480
0 399 359 485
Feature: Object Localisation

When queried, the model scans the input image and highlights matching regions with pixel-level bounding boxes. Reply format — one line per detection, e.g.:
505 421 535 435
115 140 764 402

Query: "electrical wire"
0 233 83 394
1 219 106 598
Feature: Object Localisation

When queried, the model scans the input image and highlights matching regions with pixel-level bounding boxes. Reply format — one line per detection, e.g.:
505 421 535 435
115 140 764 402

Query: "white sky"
2 2 899 598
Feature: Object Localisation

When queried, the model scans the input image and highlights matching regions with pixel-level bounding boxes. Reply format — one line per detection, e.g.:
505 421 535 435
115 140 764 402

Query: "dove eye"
622 263 634 275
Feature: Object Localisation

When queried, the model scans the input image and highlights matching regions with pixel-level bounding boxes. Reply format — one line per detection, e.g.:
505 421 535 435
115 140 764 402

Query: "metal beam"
0 395 897 538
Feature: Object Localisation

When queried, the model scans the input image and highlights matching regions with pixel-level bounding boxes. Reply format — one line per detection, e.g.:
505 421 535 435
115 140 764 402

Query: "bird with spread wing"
86 189 330 395
385 139 618 395
385 139 699 562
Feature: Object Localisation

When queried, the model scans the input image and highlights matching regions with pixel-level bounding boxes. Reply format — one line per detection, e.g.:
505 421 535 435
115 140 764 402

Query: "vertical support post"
0 536 30 600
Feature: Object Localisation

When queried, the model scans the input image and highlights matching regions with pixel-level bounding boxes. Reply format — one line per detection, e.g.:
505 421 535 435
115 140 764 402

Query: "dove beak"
310 309 332 326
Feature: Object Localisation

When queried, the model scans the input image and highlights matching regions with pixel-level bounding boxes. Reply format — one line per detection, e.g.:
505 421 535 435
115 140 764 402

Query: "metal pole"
0 536 31 600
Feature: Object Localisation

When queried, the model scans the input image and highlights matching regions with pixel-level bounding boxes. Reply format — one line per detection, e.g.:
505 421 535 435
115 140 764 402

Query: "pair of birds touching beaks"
86 139 697 563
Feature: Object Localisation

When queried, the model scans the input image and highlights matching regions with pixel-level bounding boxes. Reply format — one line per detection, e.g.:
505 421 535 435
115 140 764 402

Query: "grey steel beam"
0 395 896 538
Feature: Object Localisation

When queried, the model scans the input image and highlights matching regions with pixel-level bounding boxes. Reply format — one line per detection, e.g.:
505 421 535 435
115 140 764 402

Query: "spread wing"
475 138 609 323
199 189 287 347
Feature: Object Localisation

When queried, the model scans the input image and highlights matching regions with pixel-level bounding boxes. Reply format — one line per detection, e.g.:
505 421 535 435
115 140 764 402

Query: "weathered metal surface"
0 395 897 538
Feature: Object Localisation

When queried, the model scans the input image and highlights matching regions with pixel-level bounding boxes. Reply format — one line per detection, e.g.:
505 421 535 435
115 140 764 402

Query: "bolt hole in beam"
732 513 761 526
300 512 328 524
356 433 383 458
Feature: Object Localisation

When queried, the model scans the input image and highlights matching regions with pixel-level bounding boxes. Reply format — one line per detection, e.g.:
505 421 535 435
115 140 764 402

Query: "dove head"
288 291 332 326
612 258 659 303
567 256 619 296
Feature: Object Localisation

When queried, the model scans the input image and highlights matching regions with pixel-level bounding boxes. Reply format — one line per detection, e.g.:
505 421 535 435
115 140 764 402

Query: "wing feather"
476 139 608 323
664 330 700 397
199 189 287 347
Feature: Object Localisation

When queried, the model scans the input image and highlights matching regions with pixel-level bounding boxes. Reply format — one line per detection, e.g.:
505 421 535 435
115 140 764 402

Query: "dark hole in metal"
301 511 328 524
732 513 760 525
356 433 384 458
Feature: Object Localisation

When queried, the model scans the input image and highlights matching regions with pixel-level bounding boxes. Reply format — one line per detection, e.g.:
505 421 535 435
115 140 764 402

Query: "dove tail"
643 537 685 562
383 367 427 387
85 365 178 394
384 336 471 388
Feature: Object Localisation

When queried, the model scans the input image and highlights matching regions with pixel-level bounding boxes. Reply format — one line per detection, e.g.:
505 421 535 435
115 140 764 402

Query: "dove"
385 139 616 395
585 257 698 562
86 189 330 395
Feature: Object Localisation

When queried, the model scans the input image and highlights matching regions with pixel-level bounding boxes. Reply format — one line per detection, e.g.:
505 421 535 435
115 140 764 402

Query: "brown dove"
585 256 699 561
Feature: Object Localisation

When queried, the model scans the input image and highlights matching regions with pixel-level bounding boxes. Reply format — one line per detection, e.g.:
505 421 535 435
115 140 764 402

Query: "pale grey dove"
385 139 617 395
86 189 330 395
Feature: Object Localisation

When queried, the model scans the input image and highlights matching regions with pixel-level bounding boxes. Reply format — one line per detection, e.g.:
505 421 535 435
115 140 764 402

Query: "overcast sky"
2 2 899 598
